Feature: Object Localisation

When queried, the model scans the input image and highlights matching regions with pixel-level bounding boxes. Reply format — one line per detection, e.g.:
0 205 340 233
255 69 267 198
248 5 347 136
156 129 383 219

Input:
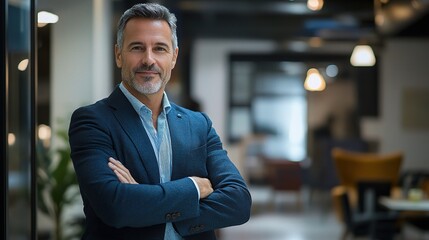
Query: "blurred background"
2 0 429 239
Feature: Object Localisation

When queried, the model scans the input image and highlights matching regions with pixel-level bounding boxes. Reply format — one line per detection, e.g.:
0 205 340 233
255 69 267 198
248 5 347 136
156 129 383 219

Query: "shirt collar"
119 82 171 115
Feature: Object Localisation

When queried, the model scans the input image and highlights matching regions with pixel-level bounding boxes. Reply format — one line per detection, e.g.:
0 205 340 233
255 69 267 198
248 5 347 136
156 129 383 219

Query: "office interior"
2 0 429 239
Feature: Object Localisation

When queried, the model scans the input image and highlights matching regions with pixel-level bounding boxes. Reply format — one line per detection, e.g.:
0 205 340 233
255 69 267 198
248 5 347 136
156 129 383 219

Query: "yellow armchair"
331 148 403 222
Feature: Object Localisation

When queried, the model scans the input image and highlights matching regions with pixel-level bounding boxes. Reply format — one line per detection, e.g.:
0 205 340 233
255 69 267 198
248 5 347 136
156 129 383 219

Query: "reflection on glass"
7 0 33 239
18 59 30 71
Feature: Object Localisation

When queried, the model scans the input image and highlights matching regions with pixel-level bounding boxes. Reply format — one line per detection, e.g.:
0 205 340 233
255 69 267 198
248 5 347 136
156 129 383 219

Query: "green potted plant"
37 129 83 240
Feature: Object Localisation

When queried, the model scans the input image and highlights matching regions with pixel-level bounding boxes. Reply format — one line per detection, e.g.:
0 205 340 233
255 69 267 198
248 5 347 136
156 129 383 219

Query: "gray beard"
127 76 163 95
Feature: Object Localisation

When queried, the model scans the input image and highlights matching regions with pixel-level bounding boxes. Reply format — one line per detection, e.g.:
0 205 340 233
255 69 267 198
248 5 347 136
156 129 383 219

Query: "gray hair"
116 3 178 50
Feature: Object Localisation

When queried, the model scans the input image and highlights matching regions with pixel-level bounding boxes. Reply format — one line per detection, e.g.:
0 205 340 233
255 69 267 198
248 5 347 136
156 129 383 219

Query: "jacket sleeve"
174 112 252 236
69 105 200 228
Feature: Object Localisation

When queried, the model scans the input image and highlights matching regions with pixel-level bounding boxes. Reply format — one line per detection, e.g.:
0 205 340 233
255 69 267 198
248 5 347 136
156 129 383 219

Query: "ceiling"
115 0 429 45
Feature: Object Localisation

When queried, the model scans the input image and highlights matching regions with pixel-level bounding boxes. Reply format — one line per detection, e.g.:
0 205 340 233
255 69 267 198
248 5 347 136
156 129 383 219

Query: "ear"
171 47 179 69
115 44 122 68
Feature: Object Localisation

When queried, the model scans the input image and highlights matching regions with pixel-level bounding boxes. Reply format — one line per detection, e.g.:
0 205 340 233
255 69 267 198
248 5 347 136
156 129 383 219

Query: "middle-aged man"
68 3 251 240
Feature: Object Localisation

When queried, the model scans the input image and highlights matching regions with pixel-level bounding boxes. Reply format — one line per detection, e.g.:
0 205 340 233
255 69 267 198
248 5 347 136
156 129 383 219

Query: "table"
380 197 429 238
380 197 429 212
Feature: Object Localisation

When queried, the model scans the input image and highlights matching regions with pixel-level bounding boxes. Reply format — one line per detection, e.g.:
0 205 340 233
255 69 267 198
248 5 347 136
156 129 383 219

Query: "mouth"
135 71 159 79
136 70 158 75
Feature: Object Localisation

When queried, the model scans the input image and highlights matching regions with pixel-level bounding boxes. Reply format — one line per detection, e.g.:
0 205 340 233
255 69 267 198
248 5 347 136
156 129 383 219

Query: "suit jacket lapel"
106 87 160 183
168 106 190 180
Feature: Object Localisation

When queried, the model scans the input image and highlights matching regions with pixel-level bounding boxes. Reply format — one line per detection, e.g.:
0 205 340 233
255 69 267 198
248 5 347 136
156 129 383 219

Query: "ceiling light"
307 0 324 11
38 11 59 25
350 45 376 67
304 68 326 91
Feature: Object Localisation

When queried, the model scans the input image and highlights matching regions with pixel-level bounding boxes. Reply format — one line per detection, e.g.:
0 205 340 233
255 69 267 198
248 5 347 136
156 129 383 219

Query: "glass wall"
1 0 37 239
229 60 308 161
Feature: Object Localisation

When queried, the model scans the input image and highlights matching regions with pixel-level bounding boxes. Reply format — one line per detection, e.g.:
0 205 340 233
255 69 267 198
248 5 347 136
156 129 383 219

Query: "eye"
154 46 168 52
130 46 143 51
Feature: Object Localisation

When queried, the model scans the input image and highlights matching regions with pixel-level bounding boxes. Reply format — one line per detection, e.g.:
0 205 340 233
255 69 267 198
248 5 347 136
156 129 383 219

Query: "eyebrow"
155 42 170 49
127 41 171 49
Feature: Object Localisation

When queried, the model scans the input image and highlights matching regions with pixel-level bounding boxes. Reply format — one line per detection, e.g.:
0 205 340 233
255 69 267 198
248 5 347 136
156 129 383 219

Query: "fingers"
191 176 214 199
108 157 138 184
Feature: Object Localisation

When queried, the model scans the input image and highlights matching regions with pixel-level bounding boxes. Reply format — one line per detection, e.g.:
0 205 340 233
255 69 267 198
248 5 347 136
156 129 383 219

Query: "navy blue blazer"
68 87 251 240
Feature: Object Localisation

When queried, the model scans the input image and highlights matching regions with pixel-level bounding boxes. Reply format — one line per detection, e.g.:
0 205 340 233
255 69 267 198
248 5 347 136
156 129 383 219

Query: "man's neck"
134 90 163 130
141 94 163 116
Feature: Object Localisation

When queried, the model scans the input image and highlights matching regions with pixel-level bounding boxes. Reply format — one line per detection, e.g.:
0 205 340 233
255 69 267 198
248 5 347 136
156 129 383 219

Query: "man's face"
115 18 178 96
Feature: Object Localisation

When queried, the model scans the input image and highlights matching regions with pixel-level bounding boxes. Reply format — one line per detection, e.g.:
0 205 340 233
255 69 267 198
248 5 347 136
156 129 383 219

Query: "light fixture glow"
375 13 385 26
8 133 16 146
38 22 48 28
38 11 59 24
326 64 339 78
307 0 324 11
38 124 52 148
38 124 52 141
350 45 376 67
304 68 326 91
18 59 29 71
308 37 323 48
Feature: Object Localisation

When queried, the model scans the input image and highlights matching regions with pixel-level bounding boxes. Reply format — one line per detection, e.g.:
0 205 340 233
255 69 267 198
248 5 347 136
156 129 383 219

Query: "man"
68 3 251 240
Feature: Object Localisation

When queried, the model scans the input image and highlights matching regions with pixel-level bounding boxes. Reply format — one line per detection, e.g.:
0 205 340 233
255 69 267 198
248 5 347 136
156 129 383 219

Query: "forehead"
123 18 172 45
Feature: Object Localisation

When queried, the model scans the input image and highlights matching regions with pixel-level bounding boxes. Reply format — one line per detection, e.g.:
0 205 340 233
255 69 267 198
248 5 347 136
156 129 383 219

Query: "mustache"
134 64 160 73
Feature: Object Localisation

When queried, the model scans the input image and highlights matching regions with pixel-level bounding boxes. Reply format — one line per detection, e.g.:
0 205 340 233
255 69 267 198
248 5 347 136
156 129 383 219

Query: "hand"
108 157 138 184
190 176 213 199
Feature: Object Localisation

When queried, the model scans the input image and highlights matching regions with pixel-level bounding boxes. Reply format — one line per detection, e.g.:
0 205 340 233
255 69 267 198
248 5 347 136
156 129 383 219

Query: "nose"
141 50 155 66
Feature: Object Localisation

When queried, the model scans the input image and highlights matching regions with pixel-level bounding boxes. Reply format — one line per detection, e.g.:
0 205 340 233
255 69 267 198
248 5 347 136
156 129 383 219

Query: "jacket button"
191 224 204 232
197 224 204 231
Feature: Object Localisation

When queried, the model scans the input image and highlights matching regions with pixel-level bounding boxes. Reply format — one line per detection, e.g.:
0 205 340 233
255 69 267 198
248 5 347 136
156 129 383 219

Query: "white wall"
49 0 112 132
380 38 429 170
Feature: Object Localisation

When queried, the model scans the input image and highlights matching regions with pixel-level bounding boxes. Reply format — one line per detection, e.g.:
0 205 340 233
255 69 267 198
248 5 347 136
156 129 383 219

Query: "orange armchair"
331 148 403 222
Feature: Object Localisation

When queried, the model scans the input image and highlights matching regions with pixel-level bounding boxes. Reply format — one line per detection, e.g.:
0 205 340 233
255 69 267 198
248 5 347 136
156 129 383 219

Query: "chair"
264 158 303 208
330 148 403 238
339 181 400 240
264 159 302 192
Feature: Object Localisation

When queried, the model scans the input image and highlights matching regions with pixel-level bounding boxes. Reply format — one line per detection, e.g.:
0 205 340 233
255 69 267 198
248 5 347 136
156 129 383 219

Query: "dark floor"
219 185 429 240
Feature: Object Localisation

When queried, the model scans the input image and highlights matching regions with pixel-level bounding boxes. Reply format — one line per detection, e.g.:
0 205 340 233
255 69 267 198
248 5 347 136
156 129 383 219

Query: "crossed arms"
108 157 214 199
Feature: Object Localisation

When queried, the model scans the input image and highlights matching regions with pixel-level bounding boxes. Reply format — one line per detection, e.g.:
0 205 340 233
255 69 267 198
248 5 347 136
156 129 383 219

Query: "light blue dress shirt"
119 83 183 240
